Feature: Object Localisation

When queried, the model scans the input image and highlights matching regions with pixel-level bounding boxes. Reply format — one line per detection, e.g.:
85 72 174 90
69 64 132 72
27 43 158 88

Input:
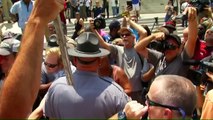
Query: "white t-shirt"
181 2 189 13
85 0 91 7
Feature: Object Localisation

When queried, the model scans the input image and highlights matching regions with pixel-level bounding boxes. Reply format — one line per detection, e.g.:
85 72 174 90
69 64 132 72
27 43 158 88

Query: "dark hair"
142 25 151 36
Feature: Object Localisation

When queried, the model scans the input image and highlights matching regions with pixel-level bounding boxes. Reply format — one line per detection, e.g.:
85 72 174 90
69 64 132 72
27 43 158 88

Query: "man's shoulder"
99 76 125 93
12 1 21 7
50 77 68 88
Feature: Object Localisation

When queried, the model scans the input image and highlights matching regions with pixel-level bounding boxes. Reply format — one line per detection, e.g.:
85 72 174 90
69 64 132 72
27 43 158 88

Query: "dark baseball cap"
109 20 121 30
165 34 181 46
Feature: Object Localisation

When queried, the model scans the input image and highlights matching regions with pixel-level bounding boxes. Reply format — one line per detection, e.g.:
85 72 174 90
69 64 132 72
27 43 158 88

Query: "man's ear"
163 108 173 119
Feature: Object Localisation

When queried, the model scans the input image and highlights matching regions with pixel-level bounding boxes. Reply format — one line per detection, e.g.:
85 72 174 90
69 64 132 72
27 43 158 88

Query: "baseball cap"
165 34 181 46
0 38 20 56
109 19 121 30
163 20 176 31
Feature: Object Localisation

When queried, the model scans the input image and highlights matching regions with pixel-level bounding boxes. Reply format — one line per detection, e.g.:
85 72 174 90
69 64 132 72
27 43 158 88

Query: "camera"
94 14 106 29
148 40 177 52
185 60 213 86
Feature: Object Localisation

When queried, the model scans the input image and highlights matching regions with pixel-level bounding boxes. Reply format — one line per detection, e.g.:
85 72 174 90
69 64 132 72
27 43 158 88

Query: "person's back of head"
148 75 197 119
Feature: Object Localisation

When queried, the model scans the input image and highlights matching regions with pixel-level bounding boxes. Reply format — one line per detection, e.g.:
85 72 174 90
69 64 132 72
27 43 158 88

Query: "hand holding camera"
89 14 106 30
152 32 165 41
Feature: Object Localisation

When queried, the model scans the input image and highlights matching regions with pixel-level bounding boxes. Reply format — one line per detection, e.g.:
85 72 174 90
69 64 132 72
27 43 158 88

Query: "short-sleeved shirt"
92 6 103 18
44 70 129 118
148 49 190 78
110 45 143 92
10 0 34 29
85 0 91 7
132 0 139 4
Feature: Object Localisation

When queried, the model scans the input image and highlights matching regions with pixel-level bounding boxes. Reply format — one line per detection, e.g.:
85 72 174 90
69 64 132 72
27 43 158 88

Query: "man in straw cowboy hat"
44 32 129 119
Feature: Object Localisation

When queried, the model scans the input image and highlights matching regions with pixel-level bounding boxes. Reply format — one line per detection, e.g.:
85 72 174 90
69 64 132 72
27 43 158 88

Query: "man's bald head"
149 75 197 117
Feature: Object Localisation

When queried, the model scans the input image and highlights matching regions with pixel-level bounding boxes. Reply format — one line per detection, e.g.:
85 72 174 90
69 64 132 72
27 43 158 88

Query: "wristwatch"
118 111 127 120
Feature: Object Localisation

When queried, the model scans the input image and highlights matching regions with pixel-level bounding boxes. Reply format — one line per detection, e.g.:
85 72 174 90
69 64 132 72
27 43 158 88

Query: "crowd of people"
0 0 213 119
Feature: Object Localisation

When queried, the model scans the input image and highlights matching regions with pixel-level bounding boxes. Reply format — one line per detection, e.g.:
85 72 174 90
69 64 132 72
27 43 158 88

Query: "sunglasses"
120 33 131 38
44 62 58 68
146 95 186 119
167 44 178 50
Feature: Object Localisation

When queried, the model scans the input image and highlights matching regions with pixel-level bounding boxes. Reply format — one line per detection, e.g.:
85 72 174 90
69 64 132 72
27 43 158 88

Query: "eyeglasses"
146 95 186 119
120 33 131 38
44 62 58 68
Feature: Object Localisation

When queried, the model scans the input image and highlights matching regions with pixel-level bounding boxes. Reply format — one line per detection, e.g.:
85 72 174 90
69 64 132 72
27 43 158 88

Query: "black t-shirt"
92 7 103 18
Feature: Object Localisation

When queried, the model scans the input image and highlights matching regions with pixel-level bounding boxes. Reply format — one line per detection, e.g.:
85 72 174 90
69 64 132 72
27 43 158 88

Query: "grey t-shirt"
110 45 143 92
44 70 129 119
148 49 190 78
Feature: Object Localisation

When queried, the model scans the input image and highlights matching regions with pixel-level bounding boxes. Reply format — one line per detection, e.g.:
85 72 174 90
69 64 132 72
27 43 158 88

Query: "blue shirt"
10 0 34 29
44 70 129 118
132 28 139 41
132 0 139 4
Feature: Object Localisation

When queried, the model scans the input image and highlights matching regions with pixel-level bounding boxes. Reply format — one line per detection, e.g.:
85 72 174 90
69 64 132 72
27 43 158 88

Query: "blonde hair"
45 47 62 65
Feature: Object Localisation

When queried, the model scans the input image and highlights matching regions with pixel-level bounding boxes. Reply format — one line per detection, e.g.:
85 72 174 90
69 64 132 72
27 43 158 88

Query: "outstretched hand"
124 101 148 120
153 32 165 41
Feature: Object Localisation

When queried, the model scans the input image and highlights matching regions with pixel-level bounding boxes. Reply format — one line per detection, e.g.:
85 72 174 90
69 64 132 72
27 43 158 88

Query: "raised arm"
126 17 147 40
135 32 165 58
0 0 64 118
184 7 198 58
89 20 111 51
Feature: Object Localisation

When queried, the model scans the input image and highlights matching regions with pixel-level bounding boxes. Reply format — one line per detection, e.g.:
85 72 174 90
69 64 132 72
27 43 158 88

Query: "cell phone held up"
126 1 132 9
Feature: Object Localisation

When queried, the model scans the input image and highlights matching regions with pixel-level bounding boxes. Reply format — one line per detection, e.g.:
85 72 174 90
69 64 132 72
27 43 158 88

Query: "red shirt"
193 40 208 60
